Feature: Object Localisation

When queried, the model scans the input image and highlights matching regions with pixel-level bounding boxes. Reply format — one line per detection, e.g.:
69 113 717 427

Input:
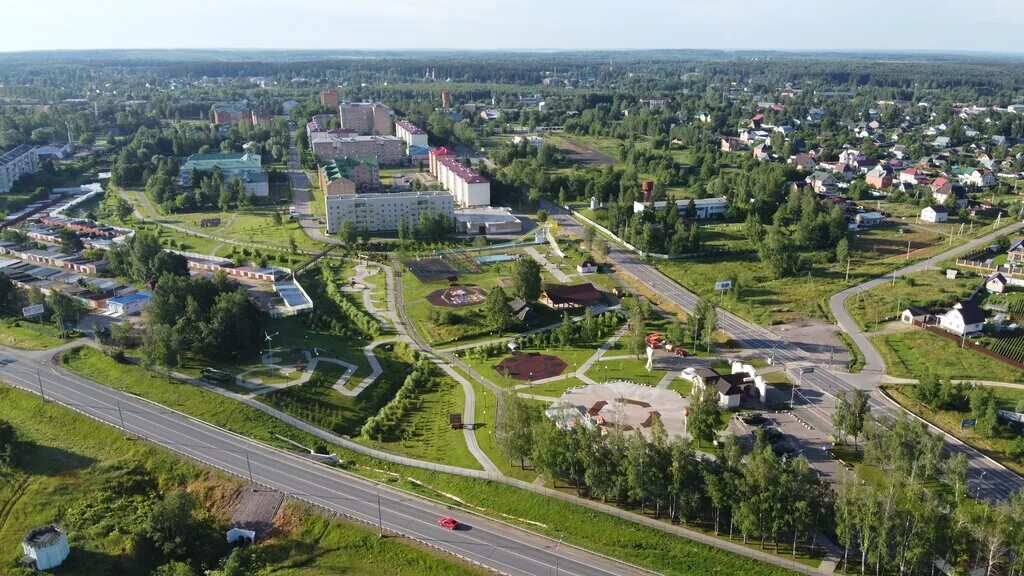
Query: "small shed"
22 524 70 571
449 413 463 429
901 307 931 324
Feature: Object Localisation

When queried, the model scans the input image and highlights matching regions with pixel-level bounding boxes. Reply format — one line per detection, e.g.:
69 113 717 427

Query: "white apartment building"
325 190 454 233
395 120 429 148
428 148 490 207
0 145 39 193
310 132 405 165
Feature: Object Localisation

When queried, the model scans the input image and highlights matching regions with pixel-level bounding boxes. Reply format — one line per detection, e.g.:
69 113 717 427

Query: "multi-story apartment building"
310 132 405 165
320 89 340 109
0 145 39 193
395 120 429 148
211 101 252 124
325 190 454 234
338 101 392 135
428 147 490 207
318 157 381 196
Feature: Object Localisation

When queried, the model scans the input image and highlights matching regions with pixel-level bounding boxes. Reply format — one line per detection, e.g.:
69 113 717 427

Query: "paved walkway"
524 245 573 283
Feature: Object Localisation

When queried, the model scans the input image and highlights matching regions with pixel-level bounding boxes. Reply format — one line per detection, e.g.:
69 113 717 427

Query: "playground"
552 381 687 438
426 286 488 308
495 352 568 381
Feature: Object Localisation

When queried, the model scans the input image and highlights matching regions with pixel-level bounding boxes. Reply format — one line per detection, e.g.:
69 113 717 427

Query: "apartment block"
325 190 454 234
395 120 429 148
338 101 392 135
310 132 405 165
318 157 381 197
428 147 490 207
320 89 340 109
0 145 39 193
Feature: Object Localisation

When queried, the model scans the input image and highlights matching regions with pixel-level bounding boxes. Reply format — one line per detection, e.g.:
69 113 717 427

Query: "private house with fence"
938 301 986 336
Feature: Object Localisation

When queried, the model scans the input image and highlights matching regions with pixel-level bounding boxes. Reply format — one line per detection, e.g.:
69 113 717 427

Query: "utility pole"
116 400 126 435
554 536 563 576
906 239 911 260
245 451 255 491
845 258 851 281
376 484 384 538
36 368 45 401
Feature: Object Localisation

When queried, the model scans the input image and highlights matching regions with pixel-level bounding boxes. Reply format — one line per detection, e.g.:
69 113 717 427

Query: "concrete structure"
310 133 405 165
429 148 490 207
21 525 70 571
549 381 688 439
106 292 151 316
454 207 522 234
0 145 39 193
441 91 451 107
338 101 392 135
318 157 381 196
319 89 340 109
395 120 429 148
631 197 728 219
179 152 267 196
325 190 454 234
920 205 948 223
939 301 985 336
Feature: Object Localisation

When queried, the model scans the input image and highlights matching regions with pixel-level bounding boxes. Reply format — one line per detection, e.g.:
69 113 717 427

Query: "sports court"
495 353 567 381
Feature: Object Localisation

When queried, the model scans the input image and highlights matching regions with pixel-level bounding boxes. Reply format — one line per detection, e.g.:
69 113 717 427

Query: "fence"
914 321 1024 372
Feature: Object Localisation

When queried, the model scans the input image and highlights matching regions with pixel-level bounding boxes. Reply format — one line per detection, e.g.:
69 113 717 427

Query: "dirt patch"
496 353 567 381
556 137 617 166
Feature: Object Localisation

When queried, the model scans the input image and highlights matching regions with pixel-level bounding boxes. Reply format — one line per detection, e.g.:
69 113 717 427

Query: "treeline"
361 355 435 441
302 265 381 341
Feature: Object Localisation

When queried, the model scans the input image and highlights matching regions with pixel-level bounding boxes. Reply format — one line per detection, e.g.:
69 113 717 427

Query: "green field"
872 329 1024 383
845 269 979 331
60 345 806 575
0 384 487 576
0 317 72 350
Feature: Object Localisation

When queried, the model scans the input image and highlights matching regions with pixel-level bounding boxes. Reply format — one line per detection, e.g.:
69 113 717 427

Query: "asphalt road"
0 347 646 576
548 203 1023 501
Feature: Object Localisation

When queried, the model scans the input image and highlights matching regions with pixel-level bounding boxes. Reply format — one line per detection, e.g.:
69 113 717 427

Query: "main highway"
547 203 1024 501
0 345 648 576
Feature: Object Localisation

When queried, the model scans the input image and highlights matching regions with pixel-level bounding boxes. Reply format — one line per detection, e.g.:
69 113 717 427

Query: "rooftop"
212 100 251 114
310 133 402 145
320 157 379 185
1 145 36 166
437 156 488 184
396 120 427 135
23 524 65 548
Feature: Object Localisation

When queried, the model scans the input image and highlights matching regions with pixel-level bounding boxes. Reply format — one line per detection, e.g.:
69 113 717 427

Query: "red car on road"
438 517 460 530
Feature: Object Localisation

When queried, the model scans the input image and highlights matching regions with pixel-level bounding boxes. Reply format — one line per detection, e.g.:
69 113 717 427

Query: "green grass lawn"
872 329 1024 383
56 345 812 576
885 385 1024 477
845 269 979 331
0 317 72 350
653 219 1011 326
360 373 481 470
461 346 600 388
585 357 661 386
0 384 488 576
516 376 591 398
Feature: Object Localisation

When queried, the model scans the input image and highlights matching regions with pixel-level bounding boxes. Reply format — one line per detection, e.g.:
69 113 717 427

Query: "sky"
2 0 1023 54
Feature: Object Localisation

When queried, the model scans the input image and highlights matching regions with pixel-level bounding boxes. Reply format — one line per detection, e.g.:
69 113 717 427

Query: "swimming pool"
475 253 517 264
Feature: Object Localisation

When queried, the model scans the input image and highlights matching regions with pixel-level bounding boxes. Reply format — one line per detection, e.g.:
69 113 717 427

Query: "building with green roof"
179 152 268 196
318 157 380 197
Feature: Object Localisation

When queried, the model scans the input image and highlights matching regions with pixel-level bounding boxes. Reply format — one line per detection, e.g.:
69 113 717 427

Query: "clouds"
1 0 1022 53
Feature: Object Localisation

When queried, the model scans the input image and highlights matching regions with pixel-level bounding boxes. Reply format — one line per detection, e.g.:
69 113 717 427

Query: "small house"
855 212 885 227
901 307 931 324
507 297 538 325
939 301 985 336
22 525 70 571
865 165 893 189
920 205 948 223
986 273 1008 294
576 261 598 274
